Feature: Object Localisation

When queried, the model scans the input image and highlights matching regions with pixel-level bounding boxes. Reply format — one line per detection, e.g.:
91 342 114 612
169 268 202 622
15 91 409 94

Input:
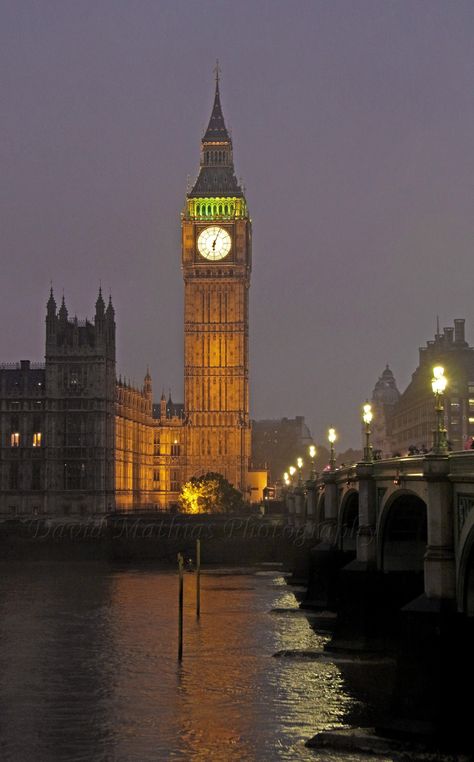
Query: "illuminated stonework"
182 74 252 493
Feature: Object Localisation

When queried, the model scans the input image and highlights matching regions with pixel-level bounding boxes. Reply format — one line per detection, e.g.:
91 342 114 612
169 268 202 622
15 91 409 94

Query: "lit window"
10 432 20 447
469 417 474 424
33 432 42 447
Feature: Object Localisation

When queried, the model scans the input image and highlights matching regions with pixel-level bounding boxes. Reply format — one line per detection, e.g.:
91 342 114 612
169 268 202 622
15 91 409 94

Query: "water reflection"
0 563 375 761
0 562 115 760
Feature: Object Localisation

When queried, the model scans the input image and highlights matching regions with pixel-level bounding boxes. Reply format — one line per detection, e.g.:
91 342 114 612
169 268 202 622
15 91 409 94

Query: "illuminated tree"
178 472 244 514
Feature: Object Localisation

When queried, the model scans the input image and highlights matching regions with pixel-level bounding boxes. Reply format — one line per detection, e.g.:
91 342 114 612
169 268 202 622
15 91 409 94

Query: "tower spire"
202 64 230 143
188 68 243 198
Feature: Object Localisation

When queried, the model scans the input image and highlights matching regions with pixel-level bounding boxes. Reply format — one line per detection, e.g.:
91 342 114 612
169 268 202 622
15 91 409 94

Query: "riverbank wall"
0 514 313 568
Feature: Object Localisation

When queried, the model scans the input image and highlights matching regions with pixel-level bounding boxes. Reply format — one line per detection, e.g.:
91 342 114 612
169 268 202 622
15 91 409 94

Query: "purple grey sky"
1 1 473 449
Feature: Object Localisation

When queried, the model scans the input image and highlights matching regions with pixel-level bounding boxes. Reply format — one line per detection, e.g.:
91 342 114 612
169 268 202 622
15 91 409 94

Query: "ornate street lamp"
289 465 296 484
328 428 337 470
283 471 290 487
431 365 448 454
308 444 316 480
362 402 373 462
296 457 303 485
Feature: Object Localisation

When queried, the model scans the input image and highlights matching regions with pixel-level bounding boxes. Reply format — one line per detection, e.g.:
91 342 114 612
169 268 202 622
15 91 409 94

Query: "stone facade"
0 290 188 516
115 376 154 510
0 290 116 516
182 73 252 493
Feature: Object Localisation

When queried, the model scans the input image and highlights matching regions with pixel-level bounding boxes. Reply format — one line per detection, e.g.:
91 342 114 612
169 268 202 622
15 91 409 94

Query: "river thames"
0 562 400 761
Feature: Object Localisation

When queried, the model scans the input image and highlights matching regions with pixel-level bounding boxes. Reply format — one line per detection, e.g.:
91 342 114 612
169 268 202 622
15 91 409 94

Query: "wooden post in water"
196 539 201 618
177 552 184 661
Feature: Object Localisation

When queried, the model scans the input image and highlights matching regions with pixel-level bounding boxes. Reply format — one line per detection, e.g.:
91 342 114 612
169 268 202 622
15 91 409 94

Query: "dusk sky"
1 1 473 448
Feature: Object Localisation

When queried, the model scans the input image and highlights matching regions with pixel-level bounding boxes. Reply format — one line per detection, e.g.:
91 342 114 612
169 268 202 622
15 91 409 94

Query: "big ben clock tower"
182 70 251 492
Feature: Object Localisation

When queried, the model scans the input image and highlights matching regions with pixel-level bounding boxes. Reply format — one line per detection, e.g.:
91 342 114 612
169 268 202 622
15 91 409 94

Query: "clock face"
197 226 232 261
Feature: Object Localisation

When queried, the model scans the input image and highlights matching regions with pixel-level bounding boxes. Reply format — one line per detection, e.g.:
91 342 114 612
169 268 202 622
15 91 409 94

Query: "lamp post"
289 465 296 484
328 428 337 470
362 402 373 462
296 457 303 485
308 444 316 480
431 365 448 454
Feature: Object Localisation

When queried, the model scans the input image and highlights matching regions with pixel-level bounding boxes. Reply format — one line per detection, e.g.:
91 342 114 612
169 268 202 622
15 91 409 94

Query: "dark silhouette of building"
371 365 400 457
251 417 313 484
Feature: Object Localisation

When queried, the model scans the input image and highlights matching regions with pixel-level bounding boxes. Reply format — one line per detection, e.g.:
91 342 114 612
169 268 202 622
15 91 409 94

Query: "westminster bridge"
286 450 474 617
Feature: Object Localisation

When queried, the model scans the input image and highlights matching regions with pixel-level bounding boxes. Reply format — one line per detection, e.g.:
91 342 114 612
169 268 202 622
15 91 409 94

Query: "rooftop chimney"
443 327 454 344
454 319 466 345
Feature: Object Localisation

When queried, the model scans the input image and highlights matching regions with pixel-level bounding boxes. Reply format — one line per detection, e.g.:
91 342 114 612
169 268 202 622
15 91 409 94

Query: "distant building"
251 417 313 484
385 320 474 455
371 365 400 458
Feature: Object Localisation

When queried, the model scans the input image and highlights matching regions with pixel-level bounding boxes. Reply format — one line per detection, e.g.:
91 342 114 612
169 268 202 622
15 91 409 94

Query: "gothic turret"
58 295 68 322
46 287 57 341
95 287 105 318
160 390 167 421
106 294 115 321
46 287 56 317
144 368 152 401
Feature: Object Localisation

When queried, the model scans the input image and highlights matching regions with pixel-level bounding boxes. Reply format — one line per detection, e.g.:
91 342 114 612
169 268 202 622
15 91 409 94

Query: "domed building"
371 365 400 458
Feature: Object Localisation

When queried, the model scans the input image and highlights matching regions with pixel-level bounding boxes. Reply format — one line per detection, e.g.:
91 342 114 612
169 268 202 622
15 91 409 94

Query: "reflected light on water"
0 562 370 761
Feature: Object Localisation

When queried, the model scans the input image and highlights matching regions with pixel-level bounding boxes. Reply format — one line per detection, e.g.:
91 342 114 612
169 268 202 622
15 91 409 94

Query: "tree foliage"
178 472 244 514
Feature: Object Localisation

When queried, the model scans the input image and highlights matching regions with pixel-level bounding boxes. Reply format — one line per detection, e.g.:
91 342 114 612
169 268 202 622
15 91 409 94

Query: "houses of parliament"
0 76 265 516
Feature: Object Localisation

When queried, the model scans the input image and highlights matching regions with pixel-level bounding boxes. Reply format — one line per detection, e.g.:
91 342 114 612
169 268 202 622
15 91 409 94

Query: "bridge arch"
458 522 474 615
339 489 359 554
377 489 427 572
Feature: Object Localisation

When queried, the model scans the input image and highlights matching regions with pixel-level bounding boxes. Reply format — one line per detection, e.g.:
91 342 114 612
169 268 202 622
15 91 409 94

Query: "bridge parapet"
373 455 425 482
447 450 474 480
